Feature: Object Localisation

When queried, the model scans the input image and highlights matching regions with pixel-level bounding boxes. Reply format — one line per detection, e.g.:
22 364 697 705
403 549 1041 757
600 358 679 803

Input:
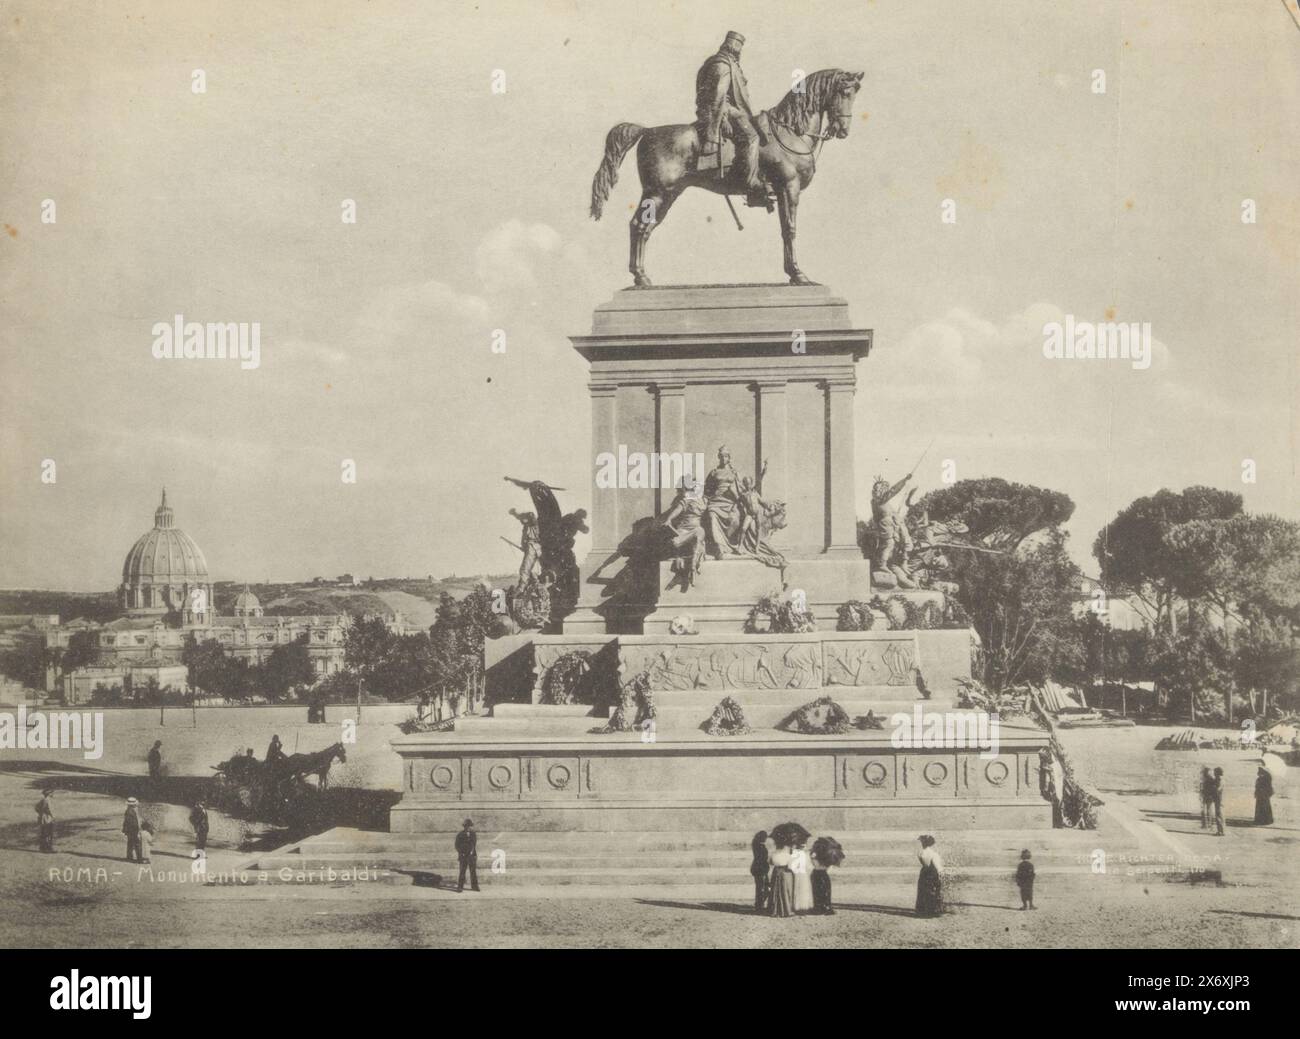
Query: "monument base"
388 728 1054 835
395 628 1053 841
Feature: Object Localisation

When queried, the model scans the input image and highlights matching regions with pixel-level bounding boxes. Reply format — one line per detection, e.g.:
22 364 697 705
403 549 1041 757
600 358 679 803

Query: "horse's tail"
590 122 644 220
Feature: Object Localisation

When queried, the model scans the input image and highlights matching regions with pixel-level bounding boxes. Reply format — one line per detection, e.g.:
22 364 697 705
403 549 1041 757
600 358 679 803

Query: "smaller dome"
233 584 263 618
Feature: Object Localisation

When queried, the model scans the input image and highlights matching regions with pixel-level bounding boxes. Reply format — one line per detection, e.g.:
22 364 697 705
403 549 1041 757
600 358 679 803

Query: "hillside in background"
0 590 120 623
0 575 514 630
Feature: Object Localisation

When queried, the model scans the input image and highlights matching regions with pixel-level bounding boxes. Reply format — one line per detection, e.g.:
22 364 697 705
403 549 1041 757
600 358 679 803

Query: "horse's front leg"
778 186 813 286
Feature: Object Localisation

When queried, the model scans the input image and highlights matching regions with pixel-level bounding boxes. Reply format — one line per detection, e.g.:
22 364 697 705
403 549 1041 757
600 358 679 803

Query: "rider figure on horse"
695 31 768 208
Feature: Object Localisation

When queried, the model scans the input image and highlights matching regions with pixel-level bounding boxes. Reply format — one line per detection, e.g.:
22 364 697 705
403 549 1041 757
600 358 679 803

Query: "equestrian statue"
590 30 863 287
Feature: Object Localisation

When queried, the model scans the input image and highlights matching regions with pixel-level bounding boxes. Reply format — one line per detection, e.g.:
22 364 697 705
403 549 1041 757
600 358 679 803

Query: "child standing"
1015 848 1035 909
140 821 155 865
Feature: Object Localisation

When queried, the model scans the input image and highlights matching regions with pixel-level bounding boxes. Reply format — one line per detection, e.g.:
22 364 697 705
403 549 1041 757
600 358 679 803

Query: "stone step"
288 827 1112 856
492 704 601 718
248 856 1099 884
252 849 1098 874
390 799 1057 832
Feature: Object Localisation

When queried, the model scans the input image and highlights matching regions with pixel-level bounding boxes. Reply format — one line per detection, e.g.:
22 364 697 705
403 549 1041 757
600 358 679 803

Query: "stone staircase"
243 822 1132 894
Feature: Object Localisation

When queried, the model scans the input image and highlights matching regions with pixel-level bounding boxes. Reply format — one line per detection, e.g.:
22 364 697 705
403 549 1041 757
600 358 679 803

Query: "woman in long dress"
1255 765 1274 825
791 840 814 913
915 834 944 917
769 842 795 918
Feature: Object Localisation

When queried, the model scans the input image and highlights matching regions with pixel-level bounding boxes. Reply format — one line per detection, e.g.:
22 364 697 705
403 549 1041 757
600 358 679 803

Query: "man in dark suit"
189 801 210 851
36 788 55 852
455 818 480 892
122 797 143 862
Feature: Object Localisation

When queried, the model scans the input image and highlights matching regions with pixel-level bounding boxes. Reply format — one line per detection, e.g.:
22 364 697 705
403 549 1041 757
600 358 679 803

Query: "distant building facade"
1071 577 1157 632
35 491 406 702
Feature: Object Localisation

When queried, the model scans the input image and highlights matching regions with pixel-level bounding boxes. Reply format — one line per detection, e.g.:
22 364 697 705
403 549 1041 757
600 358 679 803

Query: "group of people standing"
750 825 839 916
121 797 209 862
34 787 209 861
1198 762 1276 835
749 830 1046 918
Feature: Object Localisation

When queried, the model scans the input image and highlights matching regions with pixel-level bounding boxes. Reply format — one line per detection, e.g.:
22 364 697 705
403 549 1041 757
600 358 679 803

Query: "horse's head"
771 69 865 141
824 70 864 139
333 742 348 763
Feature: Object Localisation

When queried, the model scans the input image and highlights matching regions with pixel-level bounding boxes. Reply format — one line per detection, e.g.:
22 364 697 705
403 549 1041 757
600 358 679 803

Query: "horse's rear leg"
629 189 679 288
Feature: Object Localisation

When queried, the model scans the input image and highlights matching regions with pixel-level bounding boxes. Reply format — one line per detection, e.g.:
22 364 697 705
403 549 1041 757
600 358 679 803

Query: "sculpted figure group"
660 447 787 588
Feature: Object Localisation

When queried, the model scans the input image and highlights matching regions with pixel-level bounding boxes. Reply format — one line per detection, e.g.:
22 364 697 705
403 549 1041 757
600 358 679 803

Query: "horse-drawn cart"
210 743 346 821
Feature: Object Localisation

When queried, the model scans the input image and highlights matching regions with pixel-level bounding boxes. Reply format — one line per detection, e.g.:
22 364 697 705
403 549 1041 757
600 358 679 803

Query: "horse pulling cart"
210 742 347 821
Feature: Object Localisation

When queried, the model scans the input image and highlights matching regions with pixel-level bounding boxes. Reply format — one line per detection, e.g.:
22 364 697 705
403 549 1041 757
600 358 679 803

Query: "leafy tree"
183 635 228 696
1161 511 1298 721
89 681 124 705
0 641 47 690
1151 628 1235 724
430 587 508 712
915 478 1075 552
1232 607 1298 720
1058 612 1156 688
1093 487 1242 633
912 479 1080 691
343 616 393 675
62 630 99 671
256 633 315 701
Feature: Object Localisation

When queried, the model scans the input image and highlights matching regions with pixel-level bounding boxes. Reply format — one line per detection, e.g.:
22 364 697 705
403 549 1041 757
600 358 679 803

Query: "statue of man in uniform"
695 30 768 208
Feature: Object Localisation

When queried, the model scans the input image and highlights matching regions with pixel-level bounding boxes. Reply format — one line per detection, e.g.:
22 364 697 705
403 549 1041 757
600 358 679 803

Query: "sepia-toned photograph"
0 0 1296 982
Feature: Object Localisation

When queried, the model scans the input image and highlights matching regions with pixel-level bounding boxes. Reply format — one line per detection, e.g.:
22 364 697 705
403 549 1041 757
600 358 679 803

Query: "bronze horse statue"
590 68 864 287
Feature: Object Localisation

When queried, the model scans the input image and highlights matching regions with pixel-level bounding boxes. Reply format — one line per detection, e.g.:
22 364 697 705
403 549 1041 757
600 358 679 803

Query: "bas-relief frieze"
617 641 823 690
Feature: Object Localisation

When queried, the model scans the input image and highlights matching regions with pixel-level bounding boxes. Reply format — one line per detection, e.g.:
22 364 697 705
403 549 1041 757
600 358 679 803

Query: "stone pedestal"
566 283 872 634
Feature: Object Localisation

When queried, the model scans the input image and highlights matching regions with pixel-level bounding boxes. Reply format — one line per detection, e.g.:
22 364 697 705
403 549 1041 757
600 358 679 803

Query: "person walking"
1254 764 1274 826
1198 766 1214 829
749 830 770 913
915 834 944 917
1211 767 1226 836
122 797 143 862
189 802 210 851
455 818 479 892
147 740 163 781
1015 849 1036 910
35 788 55 853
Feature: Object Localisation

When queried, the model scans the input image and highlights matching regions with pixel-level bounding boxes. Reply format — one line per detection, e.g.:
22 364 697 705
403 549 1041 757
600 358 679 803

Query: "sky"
0 0 1296 590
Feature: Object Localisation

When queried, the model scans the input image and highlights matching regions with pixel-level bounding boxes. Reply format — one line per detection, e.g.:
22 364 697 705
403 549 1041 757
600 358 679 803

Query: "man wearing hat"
695 30 767 208
35 788 55 853
122 797 143 862
454 818 480 892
